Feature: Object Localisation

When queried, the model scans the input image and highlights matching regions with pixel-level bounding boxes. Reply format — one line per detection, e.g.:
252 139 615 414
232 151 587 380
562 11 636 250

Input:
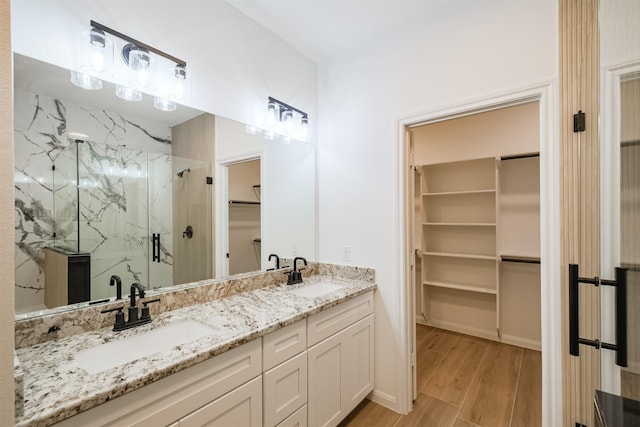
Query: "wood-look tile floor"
340 325 541 427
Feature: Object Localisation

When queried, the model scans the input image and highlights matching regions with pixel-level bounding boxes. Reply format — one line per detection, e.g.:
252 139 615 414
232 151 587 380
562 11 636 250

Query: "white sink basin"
286 281 345 298
72 318 216 374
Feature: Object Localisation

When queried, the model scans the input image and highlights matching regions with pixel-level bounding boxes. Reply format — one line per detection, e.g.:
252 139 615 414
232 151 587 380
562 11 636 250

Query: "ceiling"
226 0 439 62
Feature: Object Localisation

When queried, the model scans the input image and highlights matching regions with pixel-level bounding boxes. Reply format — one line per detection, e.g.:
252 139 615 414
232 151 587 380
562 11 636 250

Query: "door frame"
215 151 263 277
397 82 561 425
600 59 640 394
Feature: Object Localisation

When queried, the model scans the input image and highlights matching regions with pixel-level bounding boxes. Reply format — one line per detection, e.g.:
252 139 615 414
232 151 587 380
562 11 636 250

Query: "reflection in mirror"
13 54 316 317
619 73 640 399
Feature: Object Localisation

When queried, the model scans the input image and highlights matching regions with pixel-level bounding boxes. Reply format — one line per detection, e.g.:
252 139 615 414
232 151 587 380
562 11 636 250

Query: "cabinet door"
308 315 374 427
179 376 262 427
343 315 374 414
308 331 345 427
263 351 307 427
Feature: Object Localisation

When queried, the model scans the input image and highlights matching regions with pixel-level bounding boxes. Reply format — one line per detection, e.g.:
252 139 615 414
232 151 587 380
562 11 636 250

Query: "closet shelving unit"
417 154 541 350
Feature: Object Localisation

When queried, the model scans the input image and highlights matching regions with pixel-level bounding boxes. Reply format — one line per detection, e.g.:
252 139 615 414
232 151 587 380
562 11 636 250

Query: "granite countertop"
15 275 376 426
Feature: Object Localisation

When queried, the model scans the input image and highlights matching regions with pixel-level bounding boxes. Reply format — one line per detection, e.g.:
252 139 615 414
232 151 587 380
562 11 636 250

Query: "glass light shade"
171 64 190 100
70 70 102 90
80 29 113 76
299 117 309 140
115 85 142 102
154 97 176 112
125 45 154 89
283 110 294 135
266 101 278 130
245 125 262 135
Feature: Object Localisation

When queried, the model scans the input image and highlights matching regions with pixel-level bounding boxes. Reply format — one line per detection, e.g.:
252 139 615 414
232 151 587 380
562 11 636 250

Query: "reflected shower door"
77 141 150 300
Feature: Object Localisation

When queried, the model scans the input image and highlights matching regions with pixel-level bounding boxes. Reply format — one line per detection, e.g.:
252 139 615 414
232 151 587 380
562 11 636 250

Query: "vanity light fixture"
264 97 310 142
71 20 189 111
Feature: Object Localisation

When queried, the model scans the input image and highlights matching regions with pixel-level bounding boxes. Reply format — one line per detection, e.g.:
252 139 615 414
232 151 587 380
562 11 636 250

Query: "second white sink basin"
72 318 216 374
286 281 345 298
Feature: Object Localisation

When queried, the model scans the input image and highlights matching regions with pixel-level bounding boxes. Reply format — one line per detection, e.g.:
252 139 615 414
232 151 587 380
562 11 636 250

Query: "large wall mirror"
14 53 316 317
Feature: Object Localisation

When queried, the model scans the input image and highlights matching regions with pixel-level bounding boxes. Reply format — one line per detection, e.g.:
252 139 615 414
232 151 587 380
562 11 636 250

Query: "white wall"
10 0 317 134
317 0 557 412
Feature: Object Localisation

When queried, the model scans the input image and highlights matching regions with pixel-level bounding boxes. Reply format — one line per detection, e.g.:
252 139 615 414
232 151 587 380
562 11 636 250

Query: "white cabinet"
56 339 262 427
263 351 307 427
55 293 374 427
179 376 262 427
307 293 374 427
277 404 307 427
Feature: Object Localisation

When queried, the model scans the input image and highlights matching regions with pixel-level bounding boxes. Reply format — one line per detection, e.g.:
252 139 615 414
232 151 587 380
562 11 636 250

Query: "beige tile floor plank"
395 393 459 427
422 335 488 406
416 323 432 347
339 398 400 427
458 342 523 427
416 349 445 392
511 349 542 427
420 327 460 354
453 418 481 427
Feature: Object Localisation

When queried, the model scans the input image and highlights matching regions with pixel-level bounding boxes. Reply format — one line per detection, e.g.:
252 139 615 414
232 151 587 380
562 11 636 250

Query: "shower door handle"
152 233 160 263
569 263 627 367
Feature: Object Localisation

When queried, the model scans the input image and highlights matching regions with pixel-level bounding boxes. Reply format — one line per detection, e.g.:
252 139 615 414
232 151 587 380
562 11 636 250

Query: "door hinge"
206 176 213 185
573 110 586 132
411 352 416 367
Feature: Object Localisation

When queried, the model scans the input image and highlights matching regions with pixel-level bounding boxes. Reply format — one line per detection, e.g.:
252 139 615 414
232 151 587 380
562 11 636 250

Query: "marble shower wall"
14 89 173 312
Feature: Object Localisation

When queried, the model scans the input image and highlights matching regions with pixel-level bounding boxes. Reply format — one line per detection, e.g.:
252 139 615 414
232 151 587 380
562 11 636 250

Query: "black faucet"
267 254 280 271
109 275 122 300
128 282 145 323
286 257 307 285
101 282 160 331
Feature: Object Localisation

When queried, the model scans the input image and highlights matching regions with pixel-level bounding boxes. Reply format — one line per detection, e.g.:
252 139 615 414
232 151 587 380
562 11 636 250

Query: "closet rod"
500 152 540 161
621 139 640 148
621 262 640 272
228 200 261 205
501 256 541 265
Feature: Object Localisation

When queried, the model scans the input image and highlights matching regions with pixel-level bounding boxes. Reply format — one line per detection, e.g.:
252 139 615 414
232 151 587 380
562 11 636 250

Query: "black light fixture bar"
90 20 186 67
268 96 308 118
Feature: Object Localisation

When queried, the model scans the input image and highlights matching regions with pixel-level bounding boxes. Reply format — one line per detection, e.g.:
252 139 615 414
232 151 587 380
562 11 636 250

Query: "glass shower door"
77 141 150 300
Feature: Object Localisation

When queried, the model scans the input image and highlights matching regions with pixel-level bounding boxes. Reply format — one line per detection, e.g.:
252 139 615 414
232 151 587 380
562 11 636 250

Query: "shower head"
176 168 191 178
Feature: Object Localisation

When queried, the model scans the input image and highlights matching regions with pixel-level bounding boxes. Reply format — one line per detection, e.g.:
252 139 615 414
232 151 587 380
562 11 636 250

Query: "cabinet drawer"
180 376 262 427
263 319 306 371
56 339 262 427
307 292 374 346
263 351 308 427
277 404 307 427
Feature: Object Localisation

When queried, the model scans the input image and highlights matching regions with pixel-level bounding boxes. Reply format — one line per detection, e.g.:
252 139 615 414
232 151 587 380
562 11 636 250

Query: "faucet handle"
140 298 161 321
101 305 126 330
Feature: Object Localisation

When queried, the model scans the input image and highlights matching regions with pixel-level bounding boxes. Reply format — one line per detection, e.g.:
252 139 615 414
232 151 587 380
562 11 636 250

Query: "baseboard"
418 319 542 351
500 333 542 351
425 319 498 342
369 389 402 413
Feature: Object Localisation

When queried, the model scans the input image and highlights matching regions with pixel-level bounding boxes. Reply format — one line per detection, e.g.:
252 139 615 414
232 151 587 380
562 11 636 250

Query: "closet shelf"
423 280 497 295
422 251 497 261
500 255 540 264
422 189 496 196
423 222 496 227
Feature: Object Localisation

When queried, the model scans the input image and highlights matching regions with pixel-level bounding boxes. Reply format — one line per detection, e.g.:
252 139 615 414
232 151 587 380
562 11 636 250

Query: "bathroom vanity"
14 267 376 427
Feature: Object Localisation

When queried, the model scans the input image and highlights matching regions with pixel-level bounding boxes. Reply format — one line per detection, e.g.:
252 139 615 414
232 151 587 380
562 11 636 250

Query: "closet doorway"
223 158 262 276
407 101 542 426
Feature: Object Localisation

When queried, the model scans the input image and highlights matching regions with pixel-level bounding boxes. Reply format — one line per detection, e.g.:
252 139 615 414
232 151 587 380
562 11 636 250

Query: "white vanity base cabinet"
55 339 262 427
307 292 375 427
277 404 307 427
179 376 262 427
